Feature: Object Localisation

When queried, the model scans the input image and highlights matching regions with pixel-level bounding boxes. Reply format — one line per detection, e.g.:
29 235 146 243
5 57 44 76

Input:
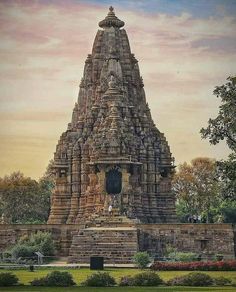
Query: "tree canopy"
200 76 236 201
200 76 236 152
0 171 52 224
173 157 220 223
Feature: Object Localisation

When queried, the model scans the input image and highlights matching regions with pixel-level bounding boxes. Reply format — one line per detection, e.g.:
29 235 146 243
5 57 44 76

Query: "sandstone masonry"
48 7 176 225
0 224 235 262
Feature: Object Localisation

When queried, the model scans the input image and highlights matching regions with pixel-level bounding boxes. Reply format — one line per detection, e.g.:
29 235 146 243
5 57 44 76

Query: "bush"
11 244 36 258
31 271 75 287
151 260 236 271
81 272 116 287
30 232 54 256
19 231 54 256
183 273 213 286
119 276 134 286
214 276 231 286
168 252 199 262
0 272 19 286
7 231 55 261
132 272 163 286
133 252 151 269
168 272 213 286
214 254 224 261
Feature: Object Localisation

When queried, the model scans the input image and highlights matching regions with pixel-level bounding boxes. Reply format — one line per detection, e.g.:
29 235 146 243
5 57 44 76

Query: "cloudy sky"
0 0 235 179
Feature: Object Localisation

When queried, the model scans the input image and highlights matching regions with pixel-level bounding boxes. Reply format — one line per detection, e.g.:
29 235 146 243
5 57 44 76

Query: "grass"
1 286 236 292
0 268 236 291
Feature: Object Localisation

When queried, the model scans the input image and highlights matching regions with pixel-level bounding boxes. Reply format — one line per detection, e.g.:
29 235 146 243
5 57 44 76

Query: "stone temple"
0 7 235 264
48 6 176 225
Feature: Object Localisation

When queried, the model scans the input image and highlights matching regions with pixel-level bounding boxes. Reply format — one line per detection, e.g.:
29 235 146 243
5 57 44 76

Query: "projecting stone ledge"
85 227 137 231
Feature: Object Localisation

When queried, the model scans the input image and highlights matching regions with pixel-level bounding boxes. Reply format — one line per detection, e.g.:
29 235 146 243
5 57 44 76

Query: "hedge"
151 260 236 271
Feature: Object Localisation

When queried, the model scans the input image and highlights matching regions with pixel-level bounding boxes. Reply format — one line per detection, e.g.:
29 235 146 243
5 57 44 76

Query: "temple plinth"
48 7 176 225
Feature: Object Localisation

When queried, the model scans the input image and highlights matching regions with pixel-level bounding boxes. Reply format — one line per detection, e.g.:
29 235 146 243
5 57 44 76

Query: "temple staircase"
68 215 138 264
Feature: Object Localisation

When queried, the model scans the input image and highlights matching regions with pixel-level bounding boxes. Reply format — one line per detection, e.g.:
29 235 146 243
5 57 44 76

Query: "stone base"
0 223 235 261
138 223 236 260
68 226 138 264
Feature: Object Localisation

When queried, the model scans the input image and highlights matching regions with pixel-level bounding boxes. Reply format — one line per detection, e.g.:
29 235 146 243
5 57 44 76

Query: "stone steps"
68 226 138 264
84 215 136 228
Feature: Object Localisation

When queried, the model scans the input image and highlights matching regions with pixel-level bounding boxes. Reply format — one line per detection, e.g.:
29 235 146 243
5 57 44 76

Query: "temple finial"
99 6 125 29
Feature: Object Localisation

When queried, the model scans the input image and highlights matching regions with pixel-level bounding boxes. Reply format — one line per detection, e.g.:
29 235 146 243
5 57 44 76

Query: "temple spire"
48 7 175 226
99 6 125 29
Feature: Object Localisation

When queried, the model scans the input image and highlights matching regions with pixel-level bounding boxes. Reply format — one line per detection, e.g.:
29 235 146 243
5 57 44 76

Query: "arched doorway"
105 168 122 194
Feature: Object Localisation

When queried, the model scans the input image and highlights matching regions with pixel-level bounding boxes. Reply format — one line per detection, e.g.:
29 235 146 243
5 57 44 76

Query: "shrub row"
167 273 232 287
167 252 199 262
167 273 213 286
151 260 236 271
0 271 233 287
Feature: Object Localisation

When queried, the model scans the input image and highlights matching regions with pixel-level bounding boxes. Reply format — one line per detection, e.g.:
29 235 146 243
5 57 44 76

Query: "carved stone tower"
48 7 176 224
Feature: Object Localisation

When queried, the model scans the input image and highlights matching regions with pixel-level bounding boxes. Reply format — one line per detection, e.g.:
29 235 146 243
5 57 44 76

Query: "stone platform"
0 223 235 262
68 226 138 264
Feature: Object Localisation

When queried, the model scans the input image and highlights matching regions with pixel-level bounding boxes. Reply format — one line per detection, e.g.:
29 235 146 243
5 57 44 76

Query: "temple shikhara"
48 7 176 225
1 7 234 264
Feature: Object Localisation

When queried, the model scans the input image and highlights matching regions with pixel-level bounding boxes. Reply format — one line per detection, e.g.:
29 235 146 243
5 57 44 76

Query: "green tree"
0 172 51 223
173 158 221 223
200 76 236 152
200 76 236 202
133 251 151 269
217 153 236 201
218 199 236 223
41 159 55 181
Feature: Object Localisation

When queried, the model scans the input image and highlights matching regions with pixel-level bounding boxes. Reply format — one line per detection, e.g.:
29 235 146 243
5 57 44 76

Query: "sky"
0 0 235 179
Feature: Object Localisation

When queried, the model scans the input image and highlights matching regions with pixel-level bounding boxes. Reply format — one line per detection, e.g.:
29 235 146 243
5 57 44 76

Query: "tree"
0 172 51 223
173 158 221 223
200 76 236 152
200 76 236 201
133 252 151 269
218 199 236 223
217 153 236 201
41 159 55 181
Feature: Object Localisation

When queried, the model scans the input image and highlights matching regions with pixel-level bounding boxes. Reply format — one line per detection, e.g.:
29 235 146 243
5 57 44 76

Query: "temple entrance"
105 168 122 194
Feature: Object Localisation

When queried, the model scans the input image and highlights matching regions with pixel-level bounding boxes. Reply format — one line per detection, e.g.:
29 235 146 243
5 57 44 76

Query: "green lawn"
1 268 236 285
1 286 236 292
0 268 236 291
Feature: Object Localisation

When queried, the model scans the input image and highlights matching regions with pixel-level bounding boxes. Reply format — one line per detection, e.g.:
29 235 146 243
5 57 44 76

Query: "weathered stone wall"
0 224 82 256
138 223 236 260
0 224 235 260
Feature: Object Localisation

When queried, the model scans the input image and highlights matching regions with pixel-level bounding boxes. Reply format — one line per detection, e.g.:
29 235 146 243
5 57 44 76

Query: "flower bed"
151 260 236 271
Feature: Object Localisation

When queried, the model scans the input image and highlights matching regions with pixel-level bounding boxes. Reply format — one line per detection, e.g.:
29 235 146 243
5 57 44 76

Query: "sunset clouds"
0 0 235 178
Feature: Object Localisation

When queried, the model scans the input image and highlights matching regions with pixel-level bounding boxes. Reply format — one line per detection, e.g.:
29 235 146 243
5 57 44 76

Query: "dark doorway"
106 168 122 194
